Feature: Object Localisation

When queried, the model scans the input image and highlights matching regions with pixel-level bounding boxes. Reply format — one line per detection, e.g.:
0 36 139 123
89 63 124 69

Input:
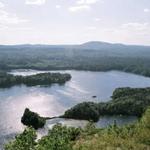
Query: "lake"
1 69 150 149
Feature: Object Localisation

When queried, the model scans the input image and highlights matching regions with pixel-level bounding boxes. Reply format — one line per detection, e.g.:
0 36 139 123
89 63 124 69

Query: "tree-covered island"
5 107 150 150
21 87 150 130
0 72 71 88
63 87 150 121
21 108 46 129
4 87 150 149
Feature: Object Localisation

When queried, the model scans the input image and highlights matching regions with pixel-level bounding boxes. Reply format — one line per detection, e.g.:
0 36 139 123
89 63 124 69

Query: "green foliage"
63 102 100 122
106 87 150 116
36 124 81 150
83 122 99 136
73 107 150 150
1 44 150 77
0 72 71 88
5 127 36 150
21 108 46 129
5 87 150 150
6 107 150 150
5 107 150 150
5 124 82 150
63 87 150 122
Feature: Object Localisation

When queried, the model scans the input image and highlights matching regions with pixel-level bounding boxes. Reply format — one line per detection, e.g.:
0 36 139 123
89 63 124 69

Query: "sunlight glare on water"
1 69 150 148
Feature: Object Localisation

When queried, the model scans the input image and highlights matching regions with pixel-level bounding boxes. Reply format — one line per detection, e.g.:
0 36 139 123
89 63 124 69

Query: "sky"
0 0 150 45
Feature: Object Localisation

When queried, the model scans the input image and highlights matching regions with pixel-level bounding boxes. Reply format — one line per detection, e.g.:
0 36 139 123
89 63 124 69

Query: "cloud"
0 1 4 8
95 22 150 45
105 22 150 37
25 0 46 5
94 18 101 21
0 3 28 26
121 22 149 31
69 0 101 12
144 8 150 13
69 5 90 12
0 24 8 30
77 0 99 5
108 22 150 42
56 5 61 9
0 10 28 25
86 26 96 30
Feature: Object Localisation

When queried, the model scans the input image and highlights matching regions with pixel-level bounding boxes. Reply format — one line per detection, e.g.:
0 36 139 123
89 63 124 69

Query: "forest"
0 42 150 77
63 87 150 121
0 72 71 88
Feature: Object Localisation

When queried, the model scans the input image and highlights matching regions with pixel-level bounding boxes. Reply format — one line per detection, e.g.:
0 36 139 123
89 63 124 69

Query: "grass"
73 108 150 150
5 108 150 150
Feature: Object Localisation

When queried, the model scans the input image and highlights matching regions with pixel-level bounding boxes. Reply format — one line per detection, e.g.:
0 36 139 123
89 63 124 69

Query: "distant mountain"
0 41 150 75
0 41 150 50
76 41 125 50
0 41 150 56
78 41 150 50
14 41 141 50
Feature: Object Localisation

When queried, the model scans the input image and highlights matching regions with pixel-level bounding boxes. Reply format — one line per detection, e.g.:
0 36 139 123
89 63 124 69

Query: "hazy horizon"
0 0 150 45
0 40 150 47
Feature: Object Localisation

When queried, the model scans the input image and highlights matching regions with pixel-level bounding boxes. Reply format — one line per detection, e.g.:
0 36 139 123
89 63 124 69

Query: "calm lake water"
1 69 150 149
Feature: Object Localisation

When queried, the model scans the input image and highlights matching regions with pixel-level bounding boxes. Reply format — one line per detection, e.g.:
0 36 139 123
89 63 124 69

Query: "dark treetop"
63 87 150 121
21 108 46 129
0 72 71 88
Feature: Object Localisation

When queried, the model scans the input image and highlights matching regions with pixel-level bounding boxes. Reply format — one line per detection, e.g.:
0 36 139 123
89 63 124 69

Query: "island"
21 108 46 129
5 102 150 150
0 72 71 88
63 87 150 121
21 87 150 130
5 87 150 149
62 102 100 122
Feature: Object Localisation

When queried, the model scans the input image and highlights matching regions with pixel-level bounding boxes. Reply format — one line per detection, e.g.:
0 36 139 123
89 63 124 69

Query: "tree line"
0 72 71 88
63 87 150 121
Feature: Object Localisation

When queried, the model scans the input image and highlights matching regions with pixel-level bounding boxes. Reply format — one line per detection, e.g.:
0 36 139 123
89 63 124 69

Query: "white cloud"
121 22 149 31
109 22 150 45
0 10 28 25
56 5 61 9
94 18 101 21
25 0 46 5
69 0 101 12
0 2 4 8
0 24 8 30
0 3 28 26
86 26 96 30
144 8 150 13
69 5 90 12
77 0 99 5
105 22 150 37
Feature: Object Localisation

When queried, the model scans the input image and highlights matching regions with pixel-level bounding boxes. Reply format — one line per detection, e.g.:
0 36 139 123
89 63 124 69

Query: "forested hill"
1 41 150 76
1 41 150 57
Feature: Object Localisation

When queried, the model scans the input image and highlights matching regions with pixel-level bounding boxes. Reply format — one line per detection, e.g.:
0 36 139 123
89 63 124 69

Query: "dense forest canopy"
0 72 71 88
21 108 46 129
0 41 150 76
63 87 150 121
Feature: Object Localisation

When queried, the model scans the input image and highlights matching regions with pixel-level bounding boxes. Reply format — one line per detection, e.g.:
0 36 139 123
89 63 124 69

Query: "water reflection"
1 70 150 149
